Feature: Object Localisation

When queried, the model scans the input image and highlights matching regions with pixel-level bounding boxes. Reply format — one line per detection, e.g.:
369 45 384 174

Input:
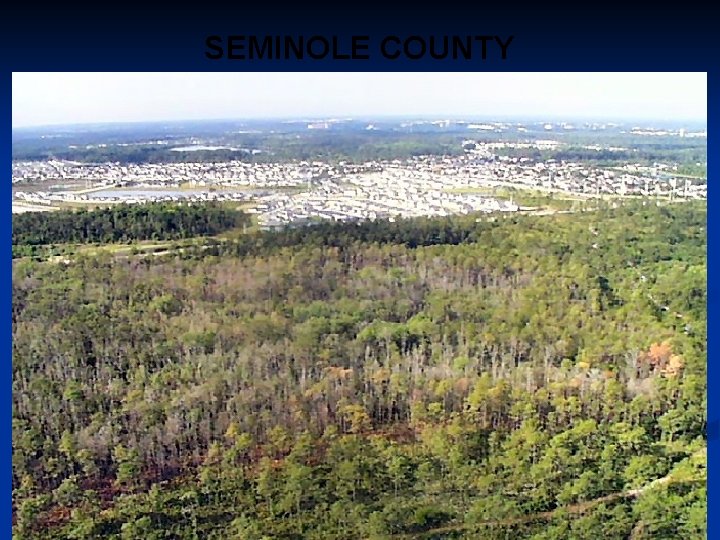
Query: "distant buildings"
12 140 706 219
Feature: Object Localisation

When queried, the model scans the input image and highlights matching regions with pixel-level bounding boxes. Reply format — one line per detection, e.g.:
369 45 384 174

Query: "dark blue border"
707 69 715 538
2 7 714 540
2 70 9 539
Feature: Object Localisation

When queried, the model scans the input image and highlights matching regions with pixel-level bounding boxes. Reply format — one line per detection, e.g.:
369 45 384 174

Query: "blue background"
1 5 714 538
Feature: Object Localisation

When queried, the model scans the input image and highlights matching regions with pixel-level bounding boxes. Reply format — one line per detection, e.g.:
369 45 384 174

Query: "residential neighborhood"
12 140 707 225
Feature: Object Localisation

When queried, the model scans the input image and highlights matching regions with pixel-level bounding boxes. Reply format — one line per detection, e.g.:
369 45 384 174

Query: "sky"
12 72 707 128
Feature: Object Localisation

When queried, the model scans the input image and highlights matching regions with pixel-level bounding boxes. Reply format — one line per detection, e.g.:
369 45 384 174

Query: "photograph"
11 72 707 539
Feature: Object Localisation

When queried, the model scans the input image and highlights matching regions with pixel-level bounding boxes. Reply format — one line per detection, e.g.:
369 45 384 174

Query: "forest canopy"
12 201 706 539
12 202 248 247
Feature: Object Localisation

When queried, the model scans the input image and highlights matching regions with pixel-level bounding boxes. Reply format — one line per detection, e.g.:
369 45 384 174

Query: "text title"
205 35 514 61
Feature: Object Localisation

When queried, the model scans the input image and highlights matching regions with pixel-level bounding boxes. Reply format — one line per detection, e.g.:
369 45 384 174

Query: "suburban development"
11 126 708 229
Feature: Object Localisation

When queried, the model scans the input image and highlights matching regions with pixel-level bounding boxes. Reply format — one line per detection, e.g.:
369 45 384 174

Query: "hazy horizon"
12 72 707 128
10 114 709 132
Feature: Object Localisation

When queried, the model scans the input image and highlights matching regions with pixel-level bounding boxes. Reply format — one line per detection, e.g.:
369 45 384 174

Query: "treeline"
191 201 705 267
12 202 706 538
257 133 464 164
496 143 707 172
13 145 253 165
12 202 248 246
13 132 466 165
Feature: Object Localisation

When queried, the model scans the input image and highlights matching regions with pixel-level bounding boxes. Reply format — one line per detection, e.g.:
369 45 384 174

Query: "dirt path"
392 448 706 539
